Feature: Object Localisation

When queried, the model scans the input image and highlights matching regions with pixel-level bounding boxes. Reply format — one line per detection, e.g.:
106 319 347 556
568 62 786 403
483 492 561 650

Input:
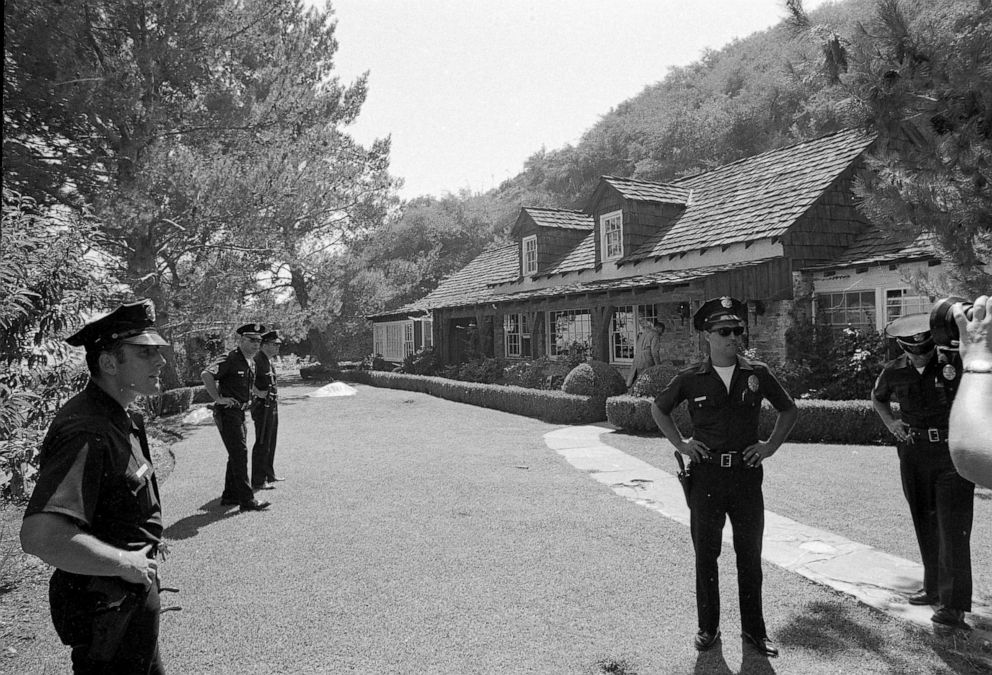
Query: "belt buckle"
927 428 940 443
720 453 732 468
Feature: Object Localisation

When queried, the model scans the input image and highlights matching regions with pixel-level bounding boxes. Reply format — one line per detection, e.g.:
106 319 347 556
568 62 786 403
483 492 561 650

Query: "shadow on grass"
163 500 240 541
777 600 985 673
693 644 735 674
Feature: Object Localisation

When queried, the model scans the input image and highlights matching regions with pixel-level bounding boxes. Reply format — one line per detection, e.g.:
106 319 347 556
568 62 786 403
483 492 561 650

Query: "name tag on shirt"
694 396 707 402
135 463 149 478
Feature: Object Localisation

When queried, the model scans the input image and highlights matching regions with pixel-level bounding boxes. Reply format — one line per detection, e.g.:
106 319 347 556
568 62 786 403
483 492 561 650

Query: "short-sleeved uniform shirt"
654 356 795 452
25 382 162 550
254 351 277 399
205 348 255 404
872 351 960 428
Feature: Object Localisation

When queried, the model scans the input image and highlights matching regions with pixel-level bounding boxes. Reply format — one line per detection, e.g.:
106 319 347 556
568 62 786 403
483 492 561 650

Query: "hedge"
605 396 894 445
338 371 606 424
141 386 200 418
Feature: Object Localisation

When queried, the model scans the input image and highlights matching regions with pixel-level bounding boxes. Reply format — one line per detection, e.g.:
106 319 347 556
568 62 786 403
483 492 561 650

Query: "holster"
85 576 145 662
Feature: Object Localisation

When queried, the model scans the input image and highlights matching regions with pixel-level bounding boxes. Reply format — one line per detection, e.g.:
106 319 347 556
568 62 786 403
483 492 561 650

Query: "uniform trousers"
897 437 974 610
214 407 254 505
250 400 278 487
689 460 766 637
51 571 164 674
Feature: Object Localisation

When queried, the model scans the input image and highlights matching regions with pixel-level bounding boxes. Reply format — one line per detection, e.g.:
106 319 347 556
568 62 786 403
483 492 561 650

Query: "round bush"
628 363 681 398
561 360 626 397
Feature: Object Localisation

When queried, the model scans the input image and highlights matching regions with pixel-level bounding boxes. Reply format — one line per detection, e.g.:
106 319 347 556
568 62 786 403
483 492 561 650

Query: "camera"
929 297 975 348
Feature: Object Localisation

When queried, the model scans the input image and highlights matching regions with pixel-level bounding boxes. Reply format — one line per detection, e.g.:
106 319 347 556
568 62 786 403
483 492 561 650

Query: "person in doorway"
20 299 169 673
872 312 974 630
650 296 797 657
251 330 285 490
201 323 271 512
626 317 665 387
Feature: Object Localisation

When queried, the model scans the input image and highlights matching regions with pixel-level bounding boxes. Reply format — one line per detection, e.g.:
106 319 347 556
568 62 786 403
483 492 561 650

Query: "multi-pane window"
816 291 876 332
601 211 623 260
522 235 538 275
373 324 385 357
421 318 433 348
885 289 930 323
548 309 592 359
403 322 415 357
385 323 404 360
504 314 532 358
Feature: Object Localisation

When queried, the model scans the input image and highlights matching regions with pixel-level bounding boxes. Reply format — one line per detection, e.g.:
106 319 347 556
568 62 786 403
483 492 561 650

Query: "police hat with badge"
693 296 748 332
884 313 935 356
236 323 266 340
261 330 282 344
66 299 170 351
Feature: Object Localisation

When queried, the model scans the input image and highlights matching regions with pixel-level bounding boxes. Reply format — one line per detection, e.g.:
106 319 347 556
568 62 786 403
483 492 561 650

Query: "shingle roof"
523 207 593 230
803 225 937 271
600 176 691 204
541 231 596 276
626 128 876 261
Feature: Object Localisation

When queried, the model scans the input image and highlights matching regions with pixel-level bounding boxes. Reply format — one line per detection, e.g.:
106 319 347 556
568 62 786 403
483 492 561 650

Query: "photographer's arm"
949 295 992 489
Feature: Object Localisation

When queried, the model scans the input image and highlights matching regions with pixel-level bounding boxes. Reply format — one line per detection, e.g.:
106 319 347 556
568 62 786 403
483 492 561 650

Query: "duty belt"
702 451 745 468
212 401 251 412
910 427 948 443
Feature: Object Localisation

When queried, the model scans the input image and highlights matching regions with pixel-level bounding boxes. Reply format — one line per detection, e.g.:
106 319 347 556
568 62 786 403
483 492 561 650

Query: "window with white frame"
885 289 931 323
610 304 659 363
601 210 623 260
372 321 408 362
421 318 433 348
373 324 385 357
504 314 532 358
403 322 415 357
548 309 592 359
522 235 538 275
816 291 876 332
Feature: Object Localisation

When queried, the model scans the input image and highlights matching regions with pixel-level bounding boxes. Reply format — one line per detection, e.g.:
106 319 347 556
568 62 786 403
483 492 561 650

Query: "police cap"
236 323 266 337
261 330 283 344
693 296 747 331
66 299 169 350
885 313 934 353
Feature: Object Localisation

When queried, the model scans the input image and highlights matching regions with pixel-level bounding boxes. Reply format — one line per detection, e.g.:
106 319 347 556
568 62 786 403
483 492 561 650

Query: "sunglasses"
712 327 745 337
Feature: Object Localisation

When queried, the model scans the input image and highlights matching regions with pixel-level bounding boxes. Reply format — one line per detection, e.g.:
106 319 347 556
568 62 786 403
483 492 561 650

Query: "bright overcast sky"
328 0 828 200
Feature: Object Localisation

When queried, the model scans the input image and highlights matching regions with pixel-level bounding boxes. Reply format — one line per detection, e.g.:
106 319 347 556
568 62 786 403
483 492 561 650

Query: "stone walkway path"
545 425 992 643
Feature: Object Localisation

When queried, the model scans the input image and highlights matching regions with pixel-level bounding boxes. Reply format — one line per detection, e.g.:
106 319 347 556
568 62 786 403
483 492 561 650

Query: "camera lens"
929 296 973 347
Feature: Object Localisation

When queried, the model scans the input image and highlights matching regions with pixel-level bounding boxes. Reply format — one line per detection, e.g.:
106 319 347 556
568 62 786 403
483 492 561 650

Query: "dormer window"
601 210 623 260
522 235 538 275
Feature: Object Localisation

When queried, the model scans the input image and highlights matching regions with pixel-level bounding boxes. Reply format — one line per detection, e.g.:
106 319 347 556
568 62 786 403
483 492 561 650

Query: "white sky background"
327 0 829 200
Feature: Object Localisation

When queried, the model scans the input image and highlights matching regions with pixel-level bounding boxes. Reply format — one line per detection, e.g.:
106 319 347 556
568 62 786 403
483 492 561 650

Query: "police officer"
650 296 798 657
201 323 271 512
872 313 974 630
20 299 169 673
251 330 284 490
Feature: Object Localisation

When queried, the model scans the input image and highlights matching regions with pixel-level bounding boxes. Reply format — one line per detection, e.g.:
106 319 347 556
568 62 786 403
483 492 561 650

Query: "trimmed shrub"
401 347 442 376
338 370 605 424
300 362 341 381
561 360 626 397
191 386 212 404
141 386 196 418
606 396 894 445
628 363 681 398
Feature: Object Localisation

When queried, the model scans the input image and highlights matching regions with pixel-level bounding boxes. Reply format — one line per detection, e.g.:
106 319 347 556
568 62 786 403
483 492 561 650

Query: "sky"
328 0 828 200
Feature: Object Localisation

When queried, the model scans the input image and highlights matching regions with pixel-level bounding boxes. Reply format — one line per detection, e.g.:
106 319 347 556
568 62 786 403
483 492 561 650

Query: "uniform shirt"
254 350 277 399
204 348 255 404
25 382 162 549
654 356 795 452
872 351 960 429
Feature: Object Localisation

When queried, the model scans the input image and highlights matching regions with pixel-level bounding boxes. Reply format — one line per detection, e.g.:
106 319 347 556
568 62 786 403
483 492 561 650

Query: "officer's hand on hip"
744 441 775 467
886 419 911 443
679 438 711 463
118 544 158 588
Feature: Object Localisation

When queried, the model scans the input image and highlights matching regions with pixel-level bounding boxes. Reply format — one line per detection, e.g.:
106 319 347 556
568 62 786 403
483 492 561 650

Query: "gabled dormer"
511 207 594 278
586 176 691 265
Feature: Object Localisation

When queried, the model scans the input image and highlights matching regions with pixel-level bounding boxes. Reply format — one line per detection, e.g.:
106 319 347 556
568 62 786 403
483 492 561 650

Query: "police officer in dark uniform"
251 330 284 489
872 313 974 630
20 299 169 673
201 323 271 512
650 296 798 657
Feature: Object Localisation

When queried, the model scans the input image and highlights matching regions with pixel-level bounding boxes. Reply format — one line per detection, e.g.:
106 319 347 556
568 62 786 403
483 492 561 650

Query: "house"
370 129 945 374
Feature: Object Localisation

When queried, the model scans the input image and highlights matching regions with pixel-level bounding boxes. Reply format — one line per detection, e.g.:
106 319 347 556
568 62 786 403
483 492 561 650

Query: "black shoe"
907 589 938 606
694 629 720 651
253 483 275 490
268 476 286 482
742 632 779 657
931 607 971 630
240 500 271 512
220 498 238 506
